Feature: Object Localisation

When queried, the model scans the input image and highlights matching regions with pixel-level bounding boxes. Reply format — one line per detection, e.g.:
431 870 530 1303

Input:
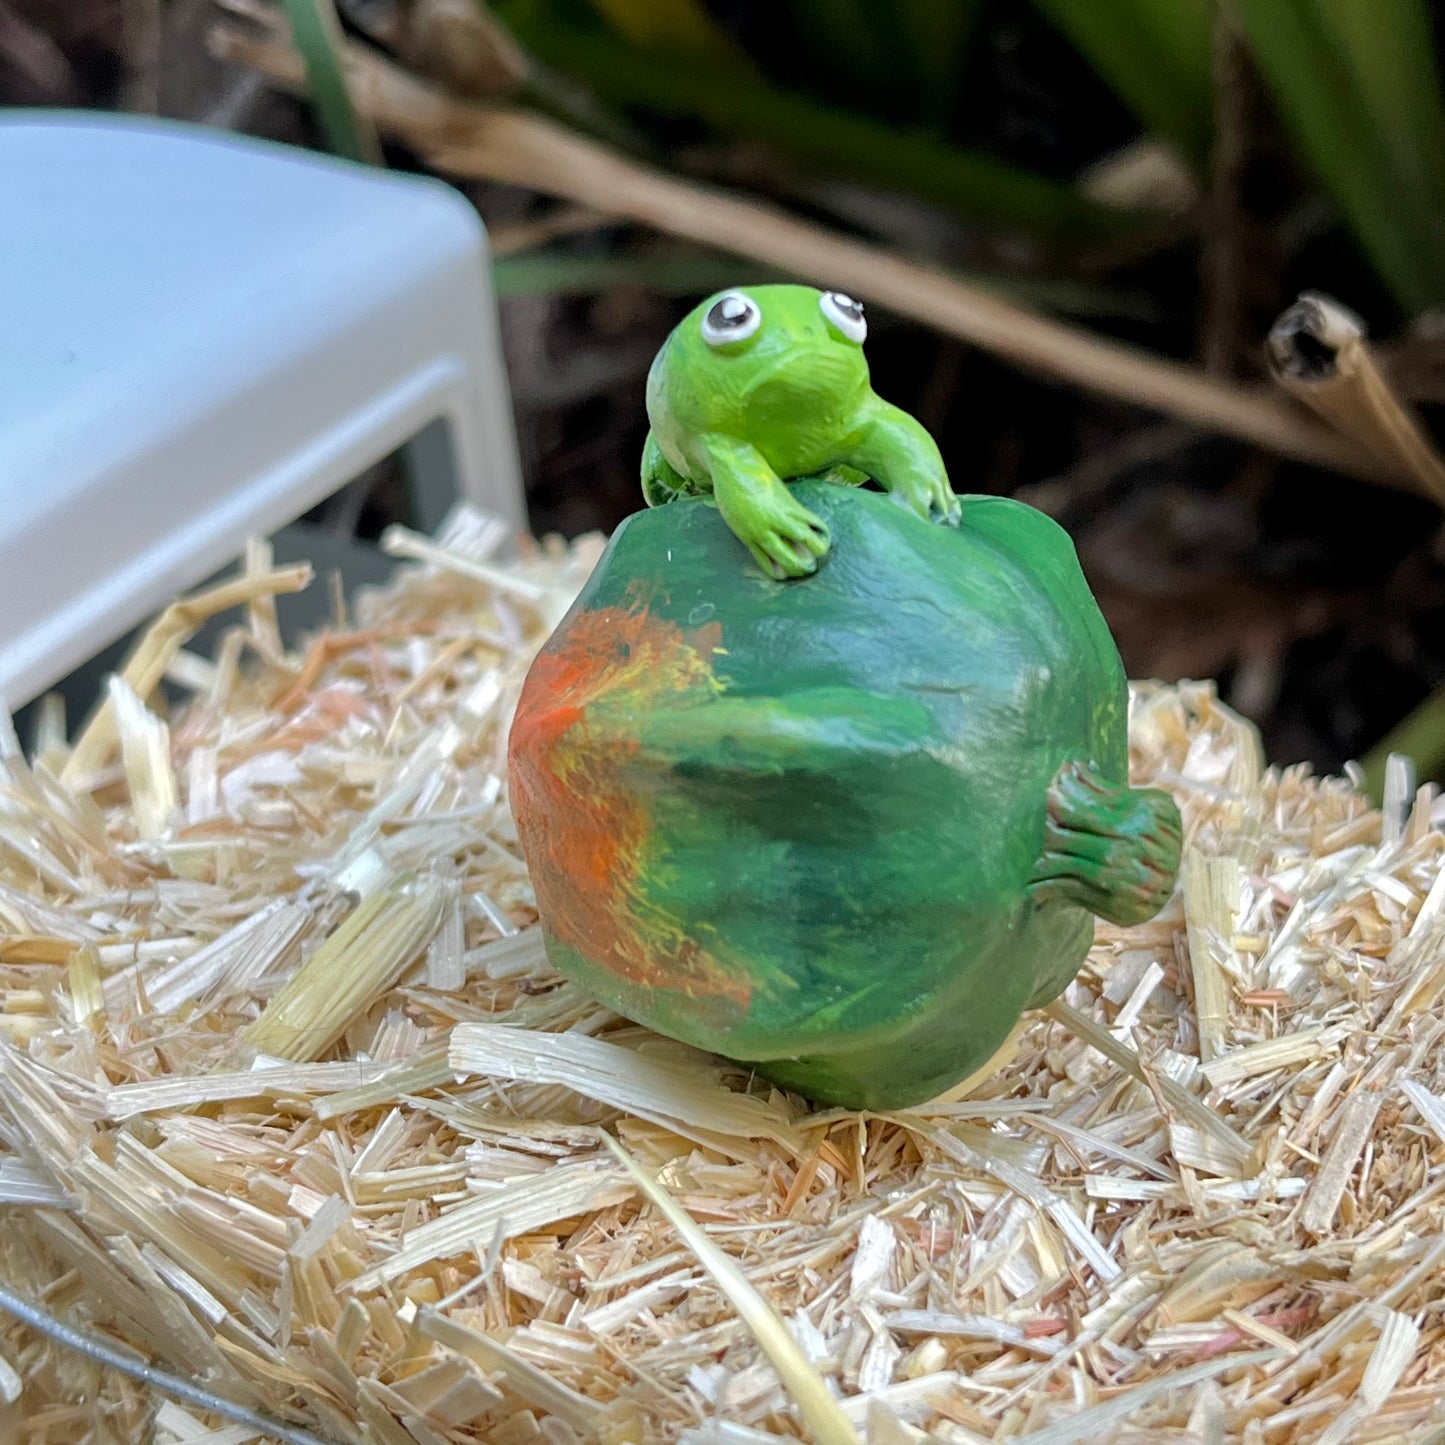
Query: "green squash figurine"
508 285 1182 1109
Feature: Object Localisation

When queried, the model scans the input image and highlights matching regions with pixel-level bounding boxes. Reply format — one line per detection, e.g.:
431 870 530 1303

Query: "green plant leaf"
492 250 788 297
784 0 901 99
893 0 985 125
1313 0 1445 203
1235 0 1445 314
280 0 381 164
493 245 1164 320
783 0 983 125
1029 0 1215 163
578 0 743 59
1361 685 1445 799
502 13 1153 240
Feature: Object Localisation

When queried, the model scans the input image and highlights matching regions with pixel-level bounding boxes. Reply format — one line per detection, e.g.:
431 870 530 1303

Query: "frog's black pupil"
832 293 862 318
709 298 750 329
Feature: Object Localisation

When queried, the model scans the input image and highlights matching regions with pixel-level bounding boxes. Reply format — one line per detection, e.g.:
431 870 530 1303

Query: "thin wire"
0 1281 342 1445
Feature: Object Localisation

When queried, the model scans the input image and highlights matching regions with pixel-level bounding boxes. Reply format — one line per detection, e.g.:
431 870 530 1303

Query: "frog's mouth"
742 344 868 416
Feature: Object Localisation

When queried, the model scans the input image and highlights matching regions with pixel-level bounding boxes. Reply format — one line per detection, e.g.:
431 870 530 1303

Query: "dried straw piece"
310 1050 452 1120
64 945 103 1030
243 875 449 1061
603 1135 862 1445
105 899 312 1017
1200 1026 1341 1089
351 1158 632 1289
1004 1353 1283 1445
0 1349 19 1405
448 1022 802 1152
380 526 549 603
1381 752 1417 844
1181 851 1241 1063
1400 1078 1445 1145
418 1310 599 1437
1044 998 1256 1174
899 1117 1119 1282
109 677 179 842
1297 1089 1384 1235
104 1059 419 1120
1269 292 1445 503
1314 1309 1421 1445
63 562 311 786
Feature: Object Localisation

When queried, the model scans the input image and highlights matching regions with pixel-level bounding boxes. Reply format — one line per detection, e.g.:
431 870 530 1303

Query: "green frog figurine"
642 284 961 578
508 285 1183 1109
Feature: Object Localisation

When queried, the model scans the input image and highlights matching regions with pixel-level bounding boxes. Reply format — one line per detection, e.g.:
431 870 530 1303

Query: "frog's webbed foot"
1028 760 1182 926
847 397 961 528
759 502 831 579
704 436 830 579
641 431 688 508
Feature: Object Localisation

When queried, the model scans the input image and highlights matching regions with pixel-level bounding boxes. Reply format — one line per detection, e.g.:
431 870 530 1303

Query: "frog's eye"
820 291 867 343
701 292 761 346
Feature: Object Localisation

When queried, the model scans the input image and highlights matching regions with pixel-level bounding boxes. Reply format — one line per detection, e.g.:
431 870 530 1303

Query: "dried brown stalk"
209 25 1387 484
1269 292 1445 504
488 204 609 258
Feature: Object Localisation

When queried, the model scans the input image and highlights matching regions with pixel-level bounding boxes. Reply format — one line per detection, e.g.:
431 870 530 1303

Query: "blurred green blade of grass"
492 250 785 296
1029 0 1214 162
578 0 742 58
784 0 904 101
1314 0 1445 206
1361 685 1445 801
280 0 381 163
500 13 1153 240
492 247 1164 320
891 0 984 125
786 0 983 125
1234 0 1445 314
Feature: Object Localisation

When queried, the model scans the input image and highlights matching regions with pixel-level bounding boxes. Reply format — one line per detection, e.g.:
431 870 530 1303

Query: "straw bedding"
2 509 1444 1445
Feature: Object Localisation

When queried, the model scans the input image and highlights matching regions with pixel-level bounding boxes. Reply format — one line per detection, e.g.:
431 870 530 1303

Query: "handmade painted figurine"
508 289 1182 1110
641 285 960 579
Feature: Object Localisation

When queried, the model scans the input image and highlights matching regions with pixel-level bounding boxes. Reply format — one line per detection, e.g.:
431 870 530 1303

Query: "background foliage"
8 0 1445 777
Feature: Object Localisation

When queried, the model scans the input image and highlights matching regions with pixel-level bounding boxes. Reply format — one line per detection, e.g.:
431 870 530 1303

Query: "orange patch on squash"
508 606 746 1007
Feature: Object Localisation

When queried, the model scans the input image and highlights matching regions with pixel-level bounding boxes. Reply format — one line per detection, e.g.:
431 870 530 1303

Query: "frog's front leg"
846 395 962 527
700 435 830 580
641 430 688 508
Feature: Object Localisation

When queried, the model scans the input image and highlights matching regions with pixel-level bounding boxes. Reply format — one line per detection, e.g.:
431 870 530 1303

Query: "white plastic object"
0 112 524 708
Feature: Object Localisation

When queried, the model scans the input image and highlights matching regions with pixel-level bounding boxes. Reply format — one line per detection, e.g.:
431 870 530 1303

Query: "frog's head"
668 284 872 415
